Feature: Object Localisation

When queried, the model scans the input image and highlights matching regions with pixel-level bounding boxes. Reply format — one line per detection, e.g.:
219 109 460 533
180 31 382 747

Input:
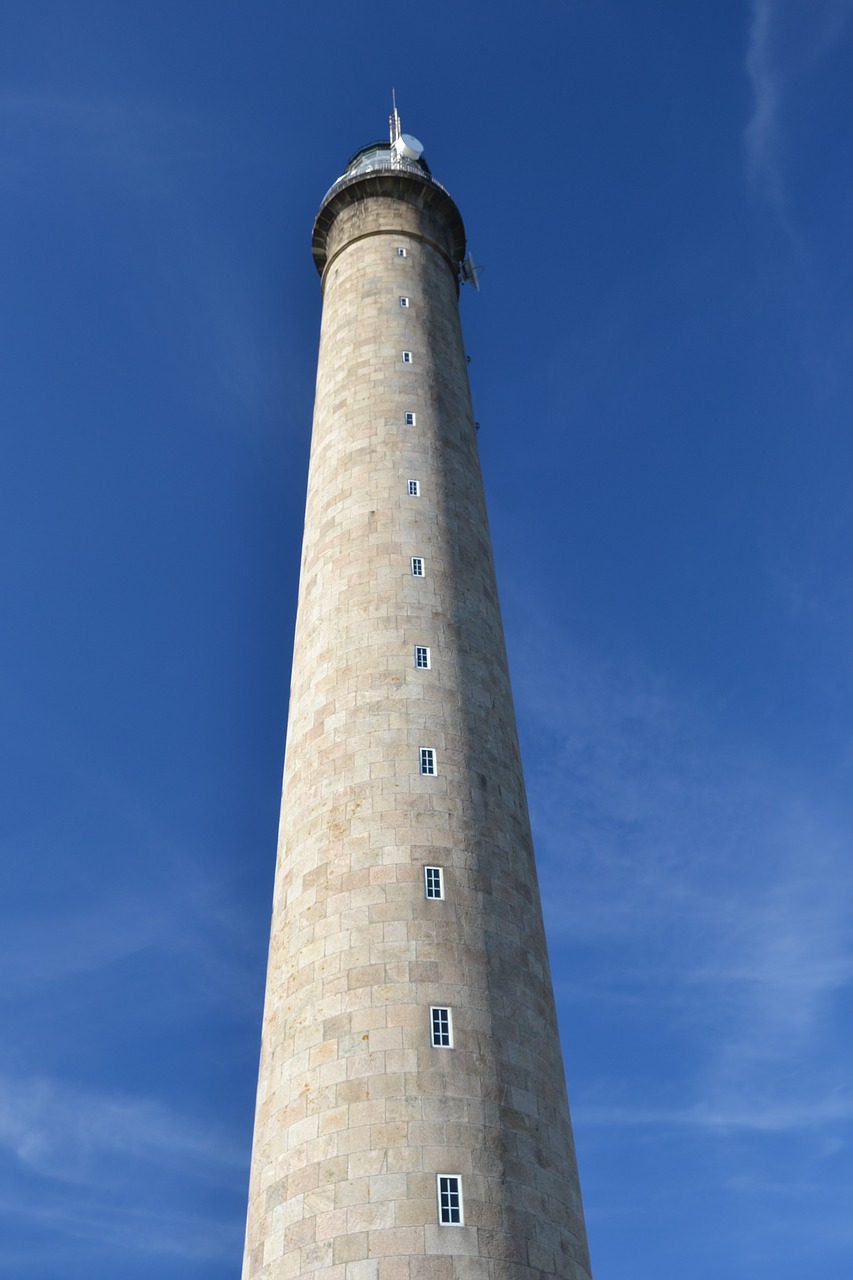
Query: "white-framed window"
402 351 412 363
424 865 444 899
430 1006 452 1047
407 479 420 497
414 645 430 669
404 412 416 425
419 747 436 775
400 296 410 308
437 1175 463 1225
397 247 407 257
411 557 424 577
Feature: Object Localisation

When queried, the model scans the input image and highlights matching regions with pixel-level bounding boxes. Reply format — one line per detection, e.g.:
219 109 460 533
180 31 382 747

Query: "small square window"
400 296 410 308
404 412 416 426
431 1006 452 1047
402 351 412 364
415 645 430 669
411 557 424 577
407 479 420 497
397 247 407 257
437 1175 463 1225
425 866 444 899
419 747 436 775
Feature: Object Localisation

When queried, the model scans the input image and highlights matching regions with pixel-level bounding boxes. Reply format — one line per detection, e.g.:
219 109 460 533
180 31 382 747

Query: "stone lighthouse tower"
242 109 592 1280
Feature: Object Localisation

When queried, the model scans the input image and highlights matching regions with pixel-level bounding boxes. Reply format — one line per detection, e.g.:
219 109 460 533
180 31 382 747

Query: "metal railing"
318 155 453 212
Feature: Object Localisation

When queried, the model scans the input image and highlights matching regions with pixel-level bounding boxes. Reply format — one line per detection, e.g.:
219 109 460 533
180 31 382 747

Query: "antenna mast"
389 89 401 146
387 93 425 169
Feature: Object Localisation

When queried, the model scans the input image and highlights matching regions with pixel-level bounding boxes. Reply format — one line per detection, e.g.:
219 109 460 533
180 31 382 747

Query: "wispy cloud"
0 817 263 1011
507 612 853 1144
744 0 853 229
0 1196 239 1263
0 693 266 1010
0 1074 246 1264
578 1093 853 1133
745 0 785 214
0 1074 244 1184
0 725 258 1267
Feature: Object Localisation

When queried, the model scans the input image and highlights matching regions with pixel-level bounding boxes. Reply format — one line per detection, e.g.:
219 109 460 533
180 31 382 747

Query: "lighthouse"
242 108 592 1280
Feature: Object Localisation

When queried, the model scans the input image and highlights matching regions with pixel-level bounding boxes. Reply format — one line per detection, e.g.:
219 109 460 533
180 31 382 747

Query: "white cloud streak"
0 1074 246 1264
0 1074 245 1184
0 1193 239 1264
578 1093 853 1133
744 0 853 228
507 614 853 1143
744 0 784 214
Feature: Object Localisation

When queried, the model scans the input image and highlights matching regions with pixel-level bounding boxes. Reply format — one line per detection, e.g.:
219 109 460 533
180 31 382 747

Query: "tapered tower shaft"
243 129 591 1280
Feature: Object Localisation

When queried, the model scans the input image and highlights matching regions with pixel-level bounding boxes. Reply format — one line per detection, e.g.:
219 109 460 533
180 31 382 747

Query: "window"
404 412 416 426
437 1176 463 1225
431 1006 452 1047
407 479 420 497
414 645 430 669
400 296 410 308
419 747 436 775
402 351 412 363
411 557 424 577
397 247 407 257
424 866 444 899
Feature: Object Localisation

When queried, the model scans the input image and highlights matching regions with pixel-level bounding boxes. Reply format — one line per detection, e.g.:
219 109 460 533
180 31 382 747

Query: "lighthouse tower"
242 109 592 1280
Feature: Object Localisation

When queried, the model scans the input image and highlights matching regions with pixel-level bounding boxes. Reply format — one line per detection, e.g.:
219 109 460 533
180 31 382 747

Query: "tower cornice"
312 167 466 286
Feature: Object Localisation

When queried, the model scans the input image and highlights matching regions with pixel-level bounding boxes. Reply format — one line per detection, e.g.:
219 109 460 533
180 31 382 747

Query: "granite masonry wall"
242 168 591 1280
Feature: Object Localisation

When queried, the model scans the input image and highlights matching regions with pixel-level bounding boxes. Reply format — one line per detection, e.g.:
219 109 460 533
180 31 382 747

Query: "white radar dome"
394 133 424 161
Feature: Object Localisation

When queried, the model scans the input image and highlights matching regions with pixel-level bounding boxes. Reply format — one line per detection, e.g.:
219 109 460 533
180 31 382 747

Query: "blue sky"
1 2 852 1277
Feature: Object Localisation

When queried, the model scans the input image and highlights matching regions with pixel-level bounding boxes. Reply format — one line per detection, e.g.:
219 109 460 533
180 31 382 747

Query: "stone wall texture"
242 164 592 1280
